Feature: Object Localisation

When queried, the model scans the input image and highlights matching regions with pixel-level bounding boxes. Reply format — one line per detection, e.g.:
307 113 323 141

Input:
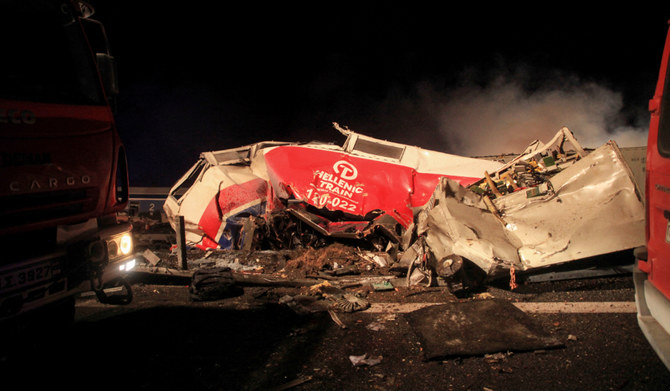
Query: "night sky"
89 2 670 187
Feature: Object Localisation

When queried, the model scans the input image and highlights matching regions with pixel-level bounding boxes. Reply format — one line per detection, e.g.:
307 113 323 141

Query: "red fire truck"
635 20 670 370
0 0 135 324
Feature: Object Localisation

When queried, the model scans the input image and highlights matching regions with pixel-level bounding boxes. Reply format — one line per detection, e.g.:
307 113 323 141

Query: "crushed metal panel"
496 141 645 269
284 205 369 240
420 178 522 275
164 144 274 250
487 126 586 176
417 140 645 277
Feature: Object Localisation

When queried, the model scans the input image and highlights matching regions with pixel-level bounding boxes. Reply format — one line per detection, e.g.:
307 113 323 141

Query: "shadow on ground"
1 303 330 391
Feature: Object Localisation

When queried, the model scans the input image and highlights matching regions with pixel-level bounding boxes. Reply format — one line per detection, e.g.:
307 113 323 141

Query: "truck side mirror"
96 53 119 100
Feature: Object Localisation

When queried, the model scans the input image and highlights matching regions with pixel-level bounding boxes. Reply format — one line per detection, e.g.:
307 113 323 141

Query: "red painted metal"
644 20 670 299
263 145 482 229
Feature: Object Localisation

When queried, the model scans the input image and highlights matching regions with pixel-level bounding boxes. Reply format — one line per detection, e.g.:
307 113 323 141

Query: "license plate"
0 259 61 294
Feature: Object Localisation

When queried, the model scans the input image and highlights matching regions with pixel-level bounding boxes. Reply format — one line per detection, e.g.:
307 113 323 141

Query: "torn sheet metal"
412 137 645 279
163 125 503 250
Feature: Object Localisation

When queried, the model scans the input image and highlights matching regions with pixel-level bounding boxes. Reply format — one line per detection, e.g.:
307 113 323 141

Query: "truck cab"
635 20 670 370
0 0 135 323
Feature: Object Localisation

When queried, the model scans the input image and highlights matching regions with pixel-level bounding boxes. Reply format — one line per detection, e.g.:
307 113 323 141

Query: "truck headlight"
106 233 133 260
119 234 132 255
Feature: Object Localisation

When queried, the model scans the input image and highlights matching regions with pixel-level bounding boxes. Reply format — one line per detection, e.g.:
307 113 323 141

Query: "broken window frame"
207 147 252 166
168 159 207 204
205 142 293 166
344 133 406 162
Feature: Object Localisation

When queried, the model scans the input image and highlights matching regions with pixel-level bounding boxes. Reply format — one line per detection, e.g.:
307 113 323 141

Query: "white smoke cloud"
370 69 649 156
434 76 649 156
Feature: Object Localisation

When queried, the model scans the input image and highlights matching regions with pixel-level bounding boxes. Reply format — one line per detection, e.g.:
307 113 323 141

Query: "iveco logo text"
333 160 358 180
0 109 36 125
9 175 91 192
656 184 670 195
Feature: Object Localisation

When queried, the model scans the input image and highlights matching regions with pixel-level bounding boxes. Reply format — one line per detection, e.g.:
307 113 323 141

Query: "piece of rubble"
279 281 371 314
484 351 513 363
372 280 394 291
327 292 370 313
366 322 385 331
328 310 347 329
142 249 161 266
349 354 383 367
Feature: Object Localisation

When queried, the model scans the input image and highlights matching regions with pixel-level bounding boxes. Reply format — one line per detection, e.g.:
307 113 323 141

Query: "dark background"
88 2 670 187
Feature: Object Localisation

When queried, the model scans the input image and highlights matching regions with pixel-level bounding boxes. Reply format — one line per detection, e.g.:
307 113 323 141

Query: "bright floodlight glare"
119 234 132 255
120 259 136 271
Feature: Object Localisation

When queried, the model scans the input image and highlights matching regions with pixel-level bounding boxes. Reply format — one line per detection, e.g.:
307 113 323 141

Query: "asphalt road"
2 270 670 391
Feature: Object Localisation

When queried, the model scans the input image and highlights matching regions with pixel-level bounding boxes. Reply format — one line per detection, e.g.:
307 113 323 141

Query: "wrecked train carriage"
163 128 504 251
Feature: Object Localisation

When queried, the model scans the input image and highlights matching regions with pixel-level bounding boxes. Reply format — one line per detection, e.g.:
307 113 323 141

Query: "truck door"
635 21 670 370
645 22 670 302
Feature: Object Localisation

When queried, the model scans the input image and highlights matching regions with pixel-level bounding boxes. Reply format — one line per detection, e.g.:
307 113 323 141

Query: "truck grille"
0 187 98 230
